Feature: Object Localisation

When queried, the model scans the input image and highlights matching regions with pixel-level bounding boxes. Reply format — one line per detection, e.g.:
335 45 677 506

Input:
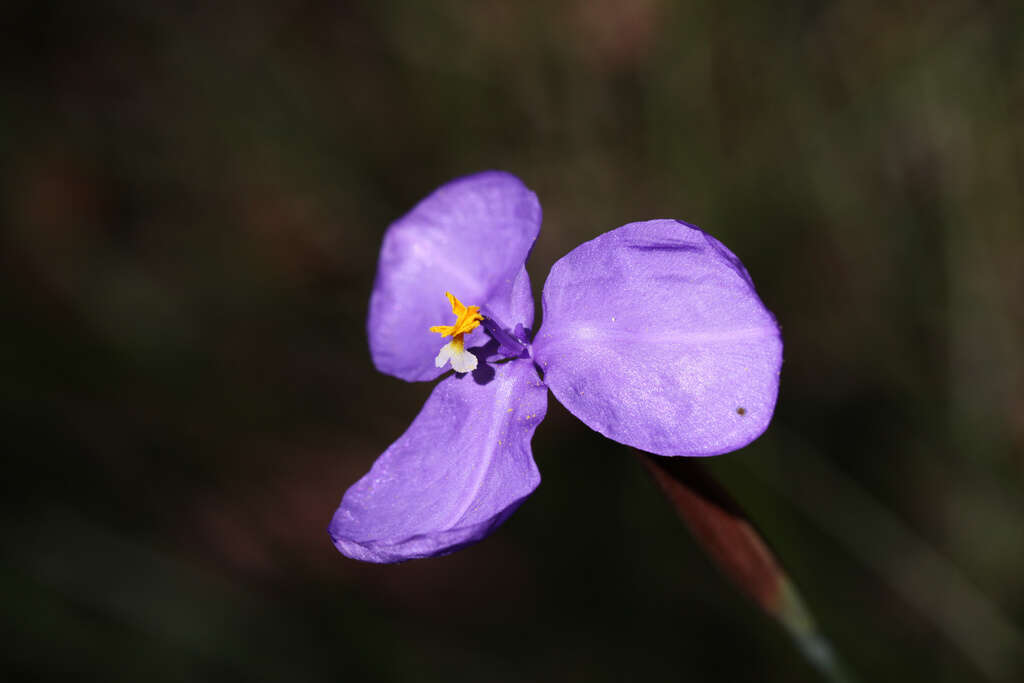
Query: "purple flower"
330 171 782 563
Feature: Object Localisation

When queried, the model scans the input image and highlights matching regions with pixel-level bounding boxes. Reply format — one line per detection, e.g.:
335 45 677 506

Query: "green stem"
636 451 857 683
775 579 857 683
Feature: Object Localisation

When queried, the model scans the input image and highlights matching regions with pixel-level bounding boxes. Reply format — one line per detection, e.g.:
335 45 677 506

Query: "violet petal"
532 220 782 457
368 172 540 382
329 358 547 563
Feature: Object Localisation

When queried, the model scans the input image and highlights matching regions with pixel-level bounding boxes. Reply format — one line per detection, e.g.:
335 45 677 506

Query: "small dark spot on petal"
736 407 746 416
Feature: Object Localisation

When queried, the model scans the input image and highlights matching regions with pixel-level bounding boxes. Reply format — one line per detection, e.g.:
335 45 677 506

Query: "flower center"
430 292 483 373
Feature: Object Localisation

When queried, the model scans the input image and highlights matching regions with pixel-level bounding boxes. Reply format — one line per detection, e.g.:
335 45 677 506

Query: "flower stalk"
637 451 856 683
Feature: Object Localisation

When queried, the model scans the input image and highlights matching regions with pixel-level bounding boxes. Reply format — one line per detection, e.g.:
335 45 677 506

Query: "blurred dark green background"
3 1 1023 681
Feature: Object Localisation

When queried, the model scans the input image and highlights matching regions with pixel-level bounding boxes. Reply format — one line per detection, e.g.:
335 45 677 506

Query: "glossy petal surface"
329 359 547 563
533 220 782 457
369 172 540 381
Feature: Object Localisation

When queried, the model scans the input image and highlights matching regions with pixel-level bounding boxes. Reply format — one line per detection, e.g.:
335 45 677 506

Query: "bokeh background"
4 1 1023 681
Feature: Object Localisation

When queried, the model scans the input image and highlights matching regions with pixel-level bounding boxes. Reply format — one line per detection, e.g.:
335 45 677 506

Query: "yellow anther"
429 292 483 374
429 292 483 338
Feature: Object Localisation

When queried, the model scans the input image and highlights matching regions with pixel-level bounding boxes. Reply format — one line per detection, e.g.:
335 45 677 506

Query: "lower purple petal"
329 359 548 563
532 220 782 457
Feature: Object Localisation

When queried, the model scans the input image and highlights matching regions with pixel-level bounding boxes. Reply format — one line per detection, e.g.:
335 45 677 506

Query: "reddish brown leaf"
637 450 785 613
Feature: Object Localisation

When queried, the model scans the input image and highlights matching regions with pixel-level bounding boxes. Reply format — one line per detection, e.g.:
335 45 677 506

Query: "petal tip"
328 489 537 564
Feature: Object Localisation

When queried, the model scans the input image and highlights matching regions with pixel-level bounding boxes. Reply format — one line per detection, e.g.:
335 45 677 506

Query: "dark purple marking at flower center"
481 316 530 360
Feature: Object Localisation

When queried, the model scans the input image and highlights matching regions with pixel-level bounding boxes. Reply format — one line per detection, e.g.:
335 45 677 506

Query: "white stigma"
435 338 478 374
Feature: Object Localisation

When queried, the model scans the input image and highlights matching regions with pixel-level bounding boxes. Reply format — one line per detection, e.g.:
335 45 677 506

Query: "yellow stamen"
429 292 483 373
429 292 483 338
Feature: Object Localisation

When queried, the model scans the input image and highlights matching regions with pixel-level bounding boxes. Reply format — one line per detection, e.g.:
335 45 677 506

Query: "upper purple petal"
532 220 782 457
368 172 541 382
329 358 548 563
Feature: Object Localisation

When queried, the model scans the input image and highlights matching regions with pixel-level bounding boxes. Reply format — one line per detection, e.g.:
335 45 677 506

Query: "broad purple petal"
532 220 782 457
369 172 540 381
330 359 547 563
